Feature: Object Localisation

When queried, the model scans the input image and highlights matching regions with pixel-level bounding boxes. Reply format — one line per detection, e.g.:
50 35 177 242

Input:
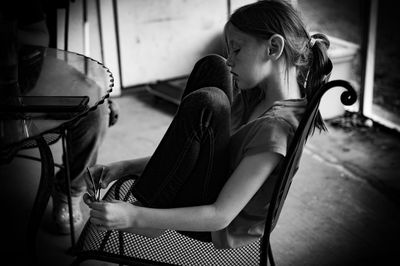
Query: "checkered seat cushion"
73 175 262 265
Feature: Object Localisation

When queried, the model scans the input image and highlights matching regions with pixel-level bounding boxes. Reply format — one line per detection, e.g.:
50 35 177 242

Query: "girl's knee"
185 54 233 104
196 54 227 68
181 87 230 113
191 54 230 78
178 88 230 134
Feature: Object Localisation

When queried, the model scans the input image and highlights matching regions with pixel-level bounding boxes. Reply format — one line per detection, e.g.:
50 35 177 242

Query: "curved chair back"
260 80 357 265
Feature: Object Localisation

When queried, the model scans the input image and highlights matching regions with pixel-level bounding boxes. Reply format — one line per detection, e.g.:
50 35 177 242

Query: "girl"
84 0 332 249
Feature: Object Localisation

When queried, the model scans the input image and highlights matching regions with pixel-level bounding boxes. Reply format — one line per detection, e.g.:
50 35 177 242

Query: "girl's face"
224 23 270 90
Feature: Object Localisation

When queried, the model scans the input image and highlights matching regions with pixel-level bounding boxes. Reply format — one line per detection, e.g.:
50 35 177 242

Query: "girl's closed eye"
226 47 235 54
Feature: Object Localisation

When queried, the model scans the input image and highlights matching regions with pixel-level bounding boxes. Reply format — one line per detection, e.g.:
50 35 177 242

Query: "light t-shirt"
211 89 307 249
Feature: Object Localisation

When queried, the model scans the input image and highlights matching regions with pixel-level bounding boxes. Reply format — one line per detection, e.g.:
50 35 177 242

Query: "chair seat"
73 177 262 266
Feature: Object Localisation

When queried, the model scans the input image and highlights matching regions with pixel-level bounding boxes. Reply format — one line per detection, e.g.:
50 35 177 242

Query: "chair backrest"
260 79 357 265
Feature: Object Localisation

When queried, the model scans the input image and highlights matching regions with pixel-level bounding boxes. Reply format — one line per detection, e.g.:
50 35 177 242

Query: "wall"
117 0 226 87
57 0 122 96
57 0 256 96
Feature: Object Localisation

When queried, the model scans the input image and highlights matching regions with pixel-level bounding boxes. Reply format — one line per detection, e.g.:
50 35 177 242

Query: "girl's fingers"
90 217 107 229
83 193 93 205
88 200 108 211
90 217 115 231
95 225 109 231
89 208 105 219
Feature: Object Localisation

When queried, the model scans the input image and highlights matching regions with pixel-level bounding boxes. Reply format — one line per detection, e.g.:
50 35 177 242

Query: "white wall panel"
117 0 227 87
68 0 84 54
99 0 121 96
87 0 103 62
58 0 262 91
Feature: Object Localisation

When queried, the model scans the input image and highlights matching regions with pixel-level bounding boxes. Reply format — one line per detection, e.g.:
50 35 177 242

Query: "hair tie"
309 38 316 48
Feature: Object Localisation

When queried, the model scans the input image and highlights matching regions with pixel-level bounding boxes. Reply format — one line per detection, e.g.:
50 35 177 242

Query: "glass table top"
0 45 114 152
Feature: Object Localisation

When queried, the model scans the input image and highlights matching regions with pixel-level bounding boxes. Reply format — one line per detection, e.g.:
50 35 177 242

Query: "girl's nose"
226 55 233 67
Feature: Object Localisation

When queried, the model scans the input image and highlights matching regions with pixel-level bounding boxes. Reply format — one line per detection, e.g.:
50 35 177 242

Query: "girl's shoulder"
262 98 307 128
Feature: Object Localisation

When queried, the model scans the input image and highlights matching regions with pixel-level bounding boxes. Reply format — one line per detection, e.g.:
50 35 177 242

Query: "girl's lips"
232 75 239 89
231 72 238 81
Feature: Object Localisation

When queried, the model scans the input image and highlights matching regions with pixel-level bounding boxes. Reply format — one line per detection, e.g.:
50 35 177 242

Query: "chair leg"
27 136 54 263
268 243 276 266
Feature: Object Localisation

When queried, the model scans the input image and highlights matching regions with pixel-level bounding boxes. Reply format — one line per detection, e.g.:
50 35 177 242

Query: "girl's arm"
110 157 151 177
89 151 281 232
87 157 151 192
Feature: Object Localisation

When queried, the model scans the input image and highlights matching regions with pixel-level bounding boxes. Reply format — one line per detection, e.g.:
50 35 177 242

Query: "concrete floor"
1 87 399 266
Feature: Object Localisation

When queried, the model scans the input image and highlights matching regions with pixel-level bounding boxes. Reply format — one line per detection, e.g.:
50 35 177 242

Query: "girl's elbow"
214 221 229 231
207 204 235 230
213 213 234 231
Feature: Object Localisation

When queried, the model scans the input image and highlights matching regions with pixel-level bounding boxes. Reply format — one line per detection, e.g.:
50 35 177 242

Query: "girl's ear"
267 34 284 61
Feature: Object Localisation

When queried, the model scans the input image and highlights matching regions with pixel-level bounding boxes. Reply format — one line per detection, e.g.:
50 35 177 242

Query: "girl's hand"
85 199 165 237
87 200 137 231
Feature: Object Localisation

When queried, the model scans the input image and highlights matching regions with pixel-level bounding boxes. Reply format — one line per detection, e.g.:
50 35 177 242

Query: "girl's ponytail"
305 33 333 132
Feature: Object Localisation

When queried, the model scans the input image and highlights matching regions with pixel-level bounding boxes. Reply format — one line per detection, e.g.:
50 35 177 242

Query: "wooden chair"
71 79 357 266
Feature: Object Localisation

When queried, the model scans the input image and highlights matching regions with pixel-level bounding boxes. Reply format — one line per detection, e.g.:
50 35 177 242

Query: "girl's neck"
258 66 301 108
246 64 301 123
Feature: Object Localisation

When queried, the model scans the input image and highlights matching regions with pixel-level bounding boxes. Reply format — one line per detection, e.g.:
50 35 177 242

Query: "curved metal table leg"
62 129 76 251
26 136 54 263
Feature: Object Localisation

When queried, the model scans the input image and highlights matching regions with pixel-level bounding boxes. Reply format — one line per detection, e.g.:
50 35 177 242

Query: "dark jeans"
131 54 233 241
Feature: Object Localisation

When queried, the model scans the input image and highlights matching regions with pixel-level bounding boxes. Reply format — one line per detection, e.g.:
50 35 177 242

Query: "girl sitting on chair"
84 0 332 249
